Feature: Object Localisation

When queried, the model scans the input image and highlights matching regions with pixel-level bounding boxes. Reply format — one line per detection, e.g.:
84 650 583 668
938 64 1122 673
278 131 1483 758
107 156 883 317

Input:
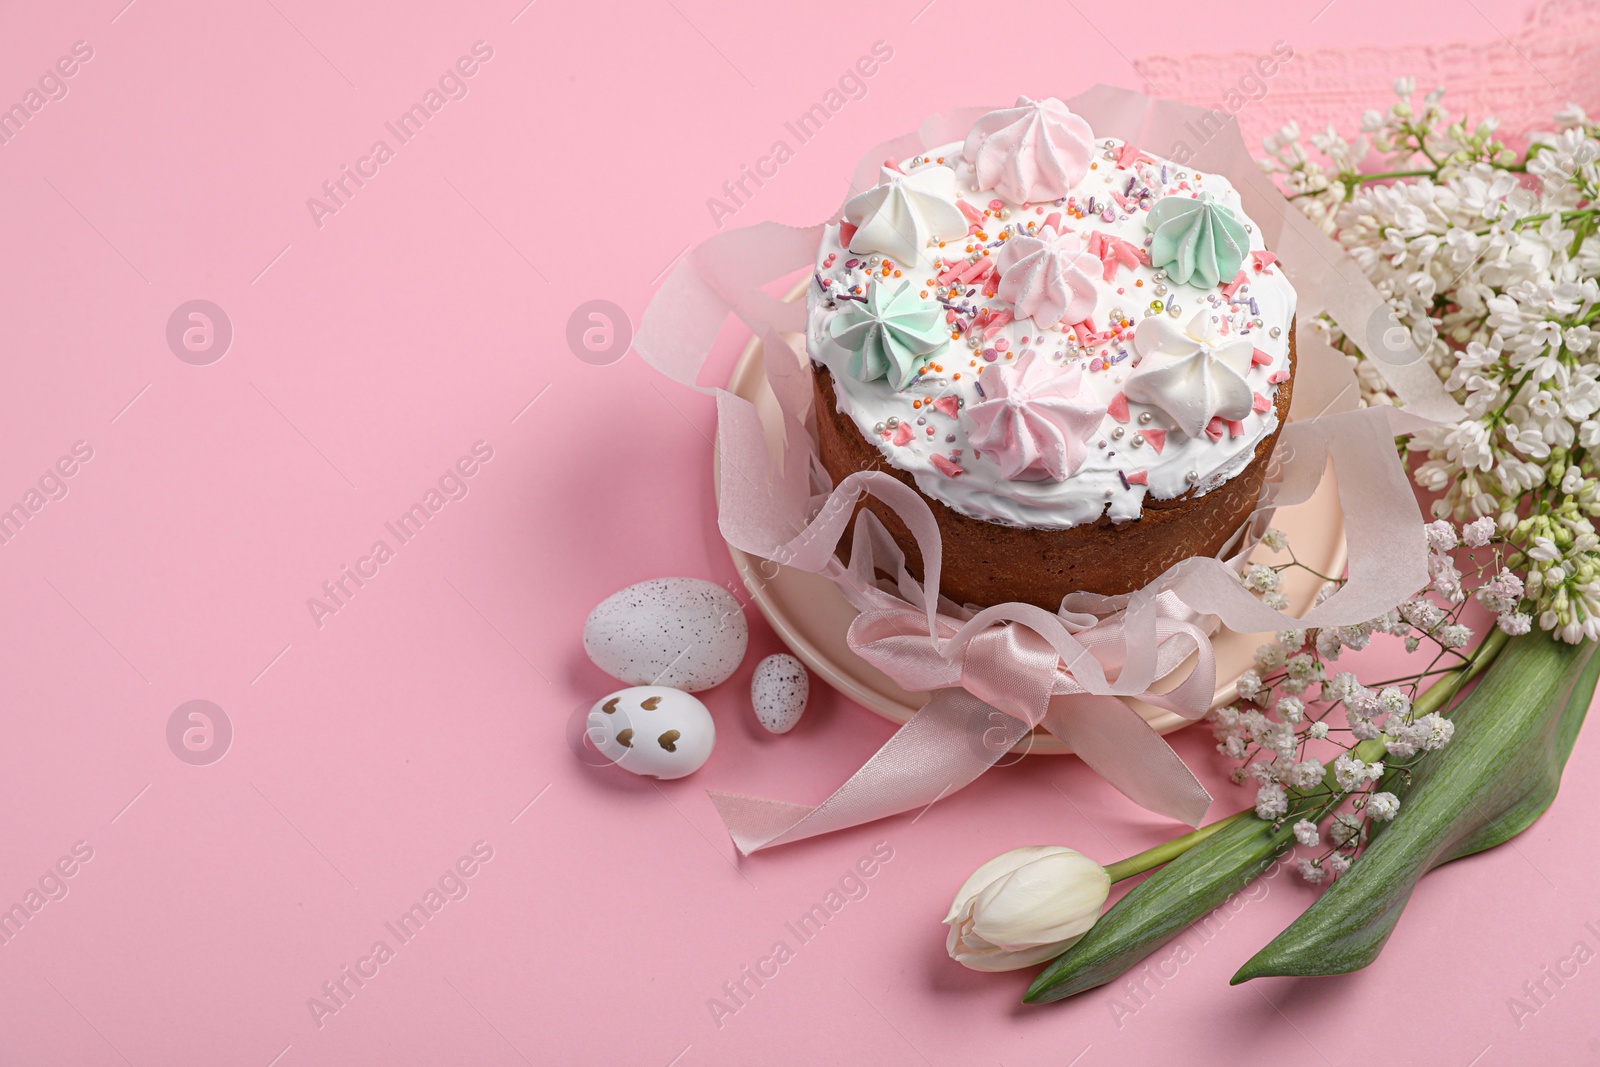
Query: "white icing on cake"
806 102 1297 531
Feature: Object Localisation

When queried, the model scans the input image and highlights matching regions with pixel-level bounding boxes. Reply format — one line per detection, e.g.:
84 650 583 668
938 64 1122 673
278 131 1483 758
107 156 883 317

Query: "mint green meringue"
1145 194 1249 289
827 280 947 390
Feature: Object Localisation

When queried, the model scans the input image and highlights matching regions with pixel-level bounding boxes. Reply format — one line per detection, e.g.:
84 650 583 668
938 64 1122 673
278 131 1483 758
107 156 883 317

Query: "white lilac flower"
1255 783 1289 820
1367 792 1401 821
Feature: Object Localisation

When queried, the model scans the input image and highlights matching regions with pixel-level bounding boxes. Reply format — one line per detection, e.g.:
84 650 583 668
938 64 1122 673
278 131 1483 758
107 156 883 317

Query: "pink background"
2 0 1596 1064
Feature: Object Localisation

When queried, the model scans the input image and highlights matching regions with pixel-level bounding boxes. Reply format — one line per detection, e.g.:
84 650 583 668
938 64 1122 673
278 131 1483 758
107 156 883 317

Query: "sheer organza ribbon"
635 86 1467 855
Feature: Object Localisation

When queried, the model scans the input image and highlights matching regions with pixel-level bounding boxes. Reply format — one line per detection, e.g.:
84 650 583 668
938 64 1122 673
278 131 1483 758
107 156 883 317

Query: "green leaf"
1023 809 1296 1003
1233 630 1600 982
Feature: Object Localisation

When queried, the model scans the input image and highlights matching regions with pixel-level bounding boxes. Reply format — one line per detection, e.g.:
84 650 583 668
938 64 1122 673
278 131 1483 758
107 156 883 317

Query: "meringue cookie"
843 166 967 268
828 280 948 389
963 96 1094 205
966 350 1106 481
1145 193 1250 288
1124 315 1255 438
995 226 1100 327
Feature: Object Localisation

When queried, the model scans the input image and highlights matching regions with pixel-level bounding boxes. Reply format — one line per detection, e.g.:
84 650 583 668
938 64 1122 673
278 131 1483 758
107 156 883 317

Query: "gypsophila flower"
1334 754 1383 790
1309 721 1330 739
1277 628 1307 651
1255 783 1289 820
1401 599 1444 631
1330 812 1364 847
1367 792 1401 821
1327 852 1352 876
1261 528 1289 551
1351 718 1382 741
1437 623 1473 648
1376 687 1411 717
1244 565 1282 593
1276 696 1305 723
1463 516 1496 546
1325 672 1362 703
1412 712 1455 750
1285 758 1323 790
1293 819 1320 847
1498 611 1533 634
1425 520 1458 552
1237 670 1265 702
1298 858 1326 884
1255 642 1288 672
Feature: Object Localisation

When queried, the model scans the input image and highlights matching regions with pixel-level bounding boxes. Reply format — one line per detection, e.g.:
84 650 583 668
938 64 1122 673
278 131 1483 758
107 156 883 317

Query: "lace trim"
1132 0 1600 147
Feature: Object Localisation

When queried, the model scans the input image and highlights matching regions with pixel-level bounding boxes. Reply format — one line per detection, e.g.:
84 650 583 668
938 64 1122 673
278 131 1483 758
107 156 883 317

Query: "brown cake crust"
812 333 1295 610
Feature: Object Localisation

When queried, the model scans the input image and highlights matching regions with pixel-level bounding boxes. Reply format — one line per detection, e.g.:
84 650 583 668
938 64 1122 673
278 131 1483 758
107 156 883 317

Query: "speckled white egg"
583 578 748 692
586 686 715 779
750 653 809 734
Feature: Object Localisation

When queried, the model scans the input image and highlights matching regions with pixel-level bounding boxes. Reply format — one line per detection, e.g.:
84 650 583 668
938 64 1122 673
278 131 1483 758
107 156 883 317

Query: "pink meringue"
966 350 1107 482
995 226 1100 327
963 96 1094 205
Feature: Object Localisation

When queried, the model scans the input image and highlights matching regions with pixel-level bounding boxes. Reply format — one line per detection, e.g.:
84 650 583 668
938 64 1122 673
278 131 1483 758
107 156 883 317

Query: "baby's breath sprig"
1209 520 1526 884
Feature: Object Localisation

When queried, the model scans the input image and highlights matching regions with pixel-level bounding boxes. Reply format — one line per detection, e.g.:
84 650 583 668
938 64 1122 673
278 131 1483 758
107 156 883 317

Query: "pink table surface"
3 1 1595 1064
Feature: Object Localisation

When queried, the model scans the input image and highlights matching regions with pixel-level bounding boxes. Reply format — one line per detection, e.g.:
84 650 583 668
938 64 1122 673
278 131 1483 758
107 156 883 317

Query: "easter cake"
807 96 1297 609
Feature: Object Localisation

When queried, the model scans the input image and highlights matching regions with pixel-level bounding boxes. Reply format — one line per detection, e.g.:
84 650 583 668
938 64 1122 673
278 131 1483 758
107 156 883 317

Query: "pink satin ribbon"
708 473 1217 855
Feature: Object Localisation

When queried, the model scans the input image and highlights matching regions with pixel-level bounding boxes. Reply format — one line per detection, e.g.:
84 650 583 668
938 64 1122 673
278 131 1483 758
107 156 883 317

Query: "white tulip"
943 846 1110 972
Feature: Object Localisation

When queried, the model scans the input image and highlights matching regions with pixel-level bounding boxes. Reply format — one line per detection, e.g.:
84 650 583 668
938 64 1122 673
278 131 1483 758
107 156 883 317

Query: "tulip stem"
1103 810 1252 882
1099 627 1511 886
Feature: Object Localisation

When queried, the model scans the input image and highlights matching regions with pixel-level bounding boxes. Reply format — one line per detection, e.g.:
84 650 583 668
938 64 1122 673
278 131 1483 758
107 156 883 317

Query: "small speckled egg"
750 653 809 734
583 578 748 692
586 686 715 779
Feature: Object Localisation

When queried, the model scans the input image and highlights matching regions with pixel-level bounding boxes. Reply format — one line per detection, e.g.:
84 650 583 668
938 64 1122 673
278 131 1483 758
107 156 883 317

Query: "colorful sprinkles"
811 126 1293 519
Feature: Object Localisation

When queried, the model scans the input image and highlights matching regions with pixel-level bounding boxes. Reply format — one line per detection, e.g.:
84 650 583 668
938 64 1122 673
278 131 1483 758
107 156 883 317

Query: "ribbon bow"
707 505 1218 855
